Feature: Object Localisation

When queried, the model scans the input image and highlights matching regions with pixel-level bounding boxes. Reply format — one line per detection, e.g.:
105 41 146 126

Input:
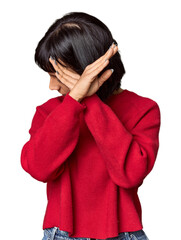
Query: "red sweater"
20 89 161 239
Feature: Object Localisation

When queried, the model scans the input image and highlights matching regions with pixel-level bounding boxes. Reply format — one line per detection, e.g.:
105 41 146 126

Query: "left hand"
49 42 118 101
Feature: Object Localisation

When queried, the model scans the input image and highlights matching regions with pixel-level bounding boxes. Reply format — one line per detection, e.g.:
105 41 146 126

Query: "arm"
20 93 86 183
81 93 161 189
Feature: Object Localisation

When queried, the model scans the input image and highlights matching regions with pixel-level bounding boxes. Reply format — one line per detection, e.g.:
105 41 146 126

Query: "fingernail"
114 43 118 48
50 56 54 60
110 69 114 73
109 42 115 49
54 59 57 65
56 70 59 75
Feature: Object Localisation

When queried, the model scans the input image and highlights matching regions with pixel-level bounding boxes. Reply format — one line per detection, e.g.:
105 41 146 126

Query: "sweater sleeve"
82 93 161 189
20 93 86 183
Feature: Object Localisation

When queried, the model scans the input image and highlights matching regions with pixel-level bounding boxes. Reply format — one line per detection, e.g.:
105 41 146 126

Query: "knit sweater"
20 89 161 239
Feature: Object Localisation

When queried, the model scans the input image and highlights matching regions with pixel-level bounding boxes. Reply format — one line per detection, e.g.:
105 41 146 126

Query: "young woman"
20 12 161 240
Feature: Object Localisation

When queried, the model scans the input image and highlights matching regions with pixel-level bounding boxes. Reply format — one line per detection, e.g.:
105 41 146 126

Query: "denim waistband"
44 227 146 240
118 230 146 239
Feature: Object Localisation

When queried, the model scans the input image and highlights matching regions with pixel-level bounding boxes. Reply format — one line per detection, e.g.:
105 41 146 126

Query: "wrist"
68 91 83 102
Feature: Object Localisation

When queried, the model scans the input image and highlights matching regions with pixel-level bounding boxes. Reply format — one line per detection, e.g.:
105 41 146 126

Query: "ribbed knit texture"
20 89 161 239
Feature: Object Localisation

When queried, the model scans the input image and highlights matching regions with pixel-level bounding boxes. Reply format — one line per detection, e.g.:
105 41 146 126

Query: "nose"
49 77 59 90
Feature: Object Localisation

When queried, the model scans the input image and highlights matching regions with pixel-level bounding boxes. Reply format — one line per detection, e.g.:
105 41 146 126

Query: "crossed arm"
21 42 161 187
49 42 118 102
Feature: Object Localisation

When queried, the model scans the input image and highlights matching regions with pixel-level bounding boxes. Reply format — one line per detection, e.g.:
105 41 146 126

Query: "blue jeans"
42 227 149 240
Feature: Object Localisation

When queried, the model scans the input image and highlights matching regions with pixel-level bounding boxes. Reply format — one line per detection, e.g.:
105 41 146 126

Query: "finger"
87 58 110 82
86 44 117 80
49 57 80 80
57 59 80 80
87 43 118 71
86 45 118 75
55 71 77 89
88 46 118 74
55 69 78 86
49 57 78 86
55 73 75 90
49 57 56 70
98 69 114 86
87 43 115 69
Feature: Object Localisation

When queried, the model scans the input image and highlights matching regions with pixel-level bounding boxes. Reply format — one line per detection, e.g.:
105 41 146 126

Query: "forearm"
81 94 161 188
21 93 86 182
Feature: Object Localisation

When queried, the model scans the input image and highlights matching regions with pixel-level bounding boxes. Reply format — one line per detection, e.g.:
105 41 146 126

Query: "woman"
20 12 161 240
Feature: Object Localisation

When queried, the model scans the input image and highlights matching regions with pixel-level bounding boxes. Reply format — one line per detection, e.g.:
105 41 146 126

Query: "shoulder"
115 89 161 127
123 89 160 112
127 90 158 110
122 89 161 126
36 95 64 117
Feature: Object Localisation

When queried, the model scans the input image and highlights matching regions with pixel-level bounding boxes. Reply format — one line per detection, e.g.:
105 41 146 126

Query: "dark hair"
34 12 126 102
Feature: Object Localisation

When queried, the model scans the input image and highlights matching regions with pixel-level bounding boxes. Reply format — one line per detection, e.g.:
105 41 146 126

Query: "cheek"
58 81 69 90
58 80 70 90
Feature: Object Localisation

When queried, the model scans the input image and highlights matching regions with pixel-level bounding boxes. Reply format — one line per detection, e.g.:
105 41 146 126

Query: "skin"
48 42 123 101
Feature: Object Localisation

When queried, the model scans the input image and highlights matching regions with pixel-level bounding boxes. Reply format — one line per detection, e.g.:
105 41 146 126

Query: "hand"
49 57 80 91
69 42 118 101
49 42 118 101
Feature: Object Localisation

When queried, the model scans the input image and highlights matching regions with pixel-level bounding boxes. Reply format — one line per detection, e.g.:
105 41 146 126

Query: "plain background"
0 0 180 239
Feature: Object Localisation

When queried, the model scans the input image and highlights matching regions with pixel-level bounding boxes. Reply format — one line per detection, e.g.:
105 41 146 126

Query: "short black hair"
34 12 126 102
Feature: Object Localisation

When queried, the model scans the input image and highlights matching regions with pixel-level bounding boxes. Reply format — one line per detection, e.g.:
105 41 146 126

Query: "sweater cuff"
64 92 87 111
81 93 101 106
